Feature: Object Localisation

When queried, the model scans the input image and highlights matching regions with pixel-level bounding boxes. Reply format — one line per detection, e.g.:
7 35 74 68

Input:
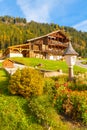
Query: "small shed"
2 59 14 68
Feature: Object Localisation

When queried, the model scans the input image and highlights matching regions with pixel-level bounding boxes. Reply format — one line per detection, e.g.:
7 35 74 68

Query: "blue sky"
0 0 87 32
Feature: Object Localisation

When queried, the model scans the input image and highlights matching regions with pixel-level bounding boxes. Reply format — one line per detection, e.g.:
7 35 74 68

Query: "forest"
0 15 87 57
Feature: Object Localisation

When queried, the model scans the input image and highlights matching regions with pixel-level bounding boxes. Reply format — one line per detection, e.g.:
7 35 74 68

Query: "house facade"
3 30 69 60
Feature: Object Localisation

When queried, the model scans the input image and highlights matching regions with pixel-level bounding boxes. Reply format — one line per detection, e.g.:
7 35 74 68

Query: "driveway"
76 60 87 69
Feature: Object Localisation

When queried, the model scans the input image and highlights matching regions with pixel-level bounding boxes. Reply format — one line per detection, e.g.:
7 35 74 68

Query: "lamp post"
63 42 78 81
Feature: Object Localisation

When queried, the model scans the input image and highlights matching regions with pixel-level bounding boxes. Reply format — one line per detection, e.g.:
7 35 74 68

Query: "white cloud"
16 0 77 24
17 0 56 23
73 20 87 32
16 0 76 23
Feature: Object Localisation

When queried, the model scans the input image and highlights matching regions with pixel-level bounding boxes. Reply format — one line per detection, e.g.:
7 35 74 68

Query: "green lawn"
11 57 87 74
0 62 2 67
0 68 9 94
11 57 68 71
81 59 87 65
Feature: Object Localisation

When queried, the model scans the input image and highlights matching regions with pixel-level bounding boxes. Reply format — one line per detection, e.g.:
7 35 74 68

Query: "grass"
83 58 87 61
74 65 87 74
11 57 68 71
10 57 87 74
81 60 87 65
0 62 2 67
0 68 9 94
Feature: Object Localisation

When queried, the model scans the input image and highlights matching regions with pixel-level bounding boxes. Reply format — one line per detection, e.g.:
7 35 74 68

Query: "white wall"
7 53 23 57
47 55 63 60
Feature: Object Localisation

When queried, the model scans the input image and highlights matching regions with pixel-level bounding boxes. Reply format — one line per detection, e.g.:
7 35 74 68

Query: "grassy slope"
0 62 2 67
11 57 87 74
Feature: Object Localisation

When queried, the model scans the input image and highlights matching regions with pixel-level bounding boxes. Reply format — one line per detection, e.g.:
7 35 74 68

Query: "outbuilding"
2 59 14 68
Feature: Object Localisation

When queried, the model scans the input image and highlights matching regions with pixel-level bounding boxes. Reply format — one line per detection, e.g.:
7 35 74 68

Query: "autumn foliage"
8 68 44 98
53 74 87 124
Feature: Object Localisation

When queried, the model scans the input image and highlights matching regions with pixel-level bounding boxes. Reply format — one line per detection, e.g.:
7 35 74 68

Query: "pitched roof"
27 30 68 42
8 30 69 49
63 42 78 55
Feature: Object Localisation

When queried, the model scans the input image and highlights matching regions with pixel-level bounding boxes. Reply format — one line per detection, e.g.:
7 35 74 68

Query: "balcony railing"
48 40 68 47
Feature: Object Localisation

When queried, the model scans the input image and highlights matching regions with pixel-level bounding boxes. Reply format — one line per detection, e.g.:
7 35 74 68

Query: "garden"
0 58 87 130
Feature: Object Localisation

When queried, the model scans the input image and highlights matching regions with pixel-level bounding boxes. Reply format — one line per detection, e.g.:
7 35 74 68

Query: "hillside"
0 16 87 57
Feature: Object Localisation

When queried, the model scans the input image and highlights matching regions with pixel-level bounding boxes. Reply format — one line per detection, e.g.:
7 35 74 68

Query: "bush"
52 75 68 83
28 96 50 124
43 78 56 101
8 68 44 98
55 85 69 113
74 73 87 91
55 84 87 124
52 74 87 125
63 91 87 124
68 73 87 91
0 95 43 130
28 95 64 130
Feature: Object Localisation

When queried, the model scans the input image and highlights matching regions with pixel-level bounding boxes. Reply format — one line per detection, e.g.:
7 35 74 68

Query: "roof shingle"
63 42 78 55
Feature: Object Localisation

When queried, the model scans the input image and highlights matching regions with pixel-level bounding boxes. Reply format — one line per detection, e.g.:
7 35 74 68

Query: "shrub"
69 72 87 91
8 68 44 98
75 73 87 91
63 91 87 124
43 78 56 101
55 85 69 113
0 95 43 130
28 95 63 130
52 75 68 83
28 96 50 124
55 84 87 124
52 74 87 124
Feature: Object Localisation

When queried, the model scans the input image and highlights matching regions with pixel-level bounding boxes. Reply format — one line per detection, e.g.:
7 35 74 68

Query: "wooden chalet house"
3 30 69 60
